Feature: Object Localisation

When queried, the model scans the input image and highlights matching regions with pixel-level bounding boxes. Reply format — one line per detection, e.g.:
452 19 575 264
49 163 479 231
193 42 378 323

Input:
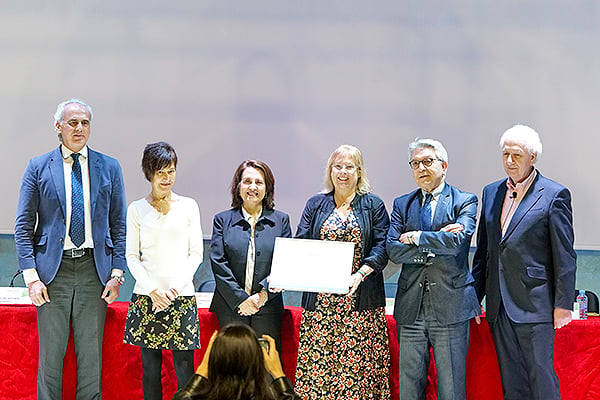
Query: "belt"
63 248 93 258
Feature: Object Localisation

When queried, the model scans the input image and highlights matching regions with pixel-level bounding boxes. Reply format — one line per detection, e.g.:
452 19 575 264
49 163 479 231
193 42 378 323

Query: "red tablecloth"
0 302 597 400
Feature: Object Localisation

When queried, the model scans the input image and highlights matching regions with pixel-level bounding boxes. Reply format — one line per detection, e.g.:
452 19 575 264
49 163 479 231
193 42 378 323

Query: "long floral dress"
294 209 390 400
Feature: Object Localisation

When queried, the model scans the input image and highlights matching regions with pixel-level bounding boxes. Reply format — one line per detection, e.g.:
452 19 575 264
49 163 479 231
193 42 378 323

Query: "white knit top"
125 193 203 296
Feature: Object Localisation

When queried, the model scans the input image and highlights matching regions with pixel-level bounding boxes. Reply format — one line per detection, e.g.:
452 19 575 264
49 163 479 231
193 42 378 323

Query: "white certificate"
269 237 355 294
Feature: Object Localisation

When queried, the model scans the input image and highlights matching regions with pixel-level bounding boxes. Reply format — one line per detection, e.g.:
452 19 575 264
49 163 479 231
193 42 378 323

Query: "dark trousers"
36 253 107 400
141 348 195 400
489 303 560 400
397 291 470 400
216 311 283 352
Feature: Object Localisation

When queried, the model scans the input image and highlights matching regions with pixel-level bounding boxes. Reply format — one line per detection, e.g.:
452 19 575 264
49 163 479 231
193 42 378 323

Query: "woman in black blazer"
209 160 291 350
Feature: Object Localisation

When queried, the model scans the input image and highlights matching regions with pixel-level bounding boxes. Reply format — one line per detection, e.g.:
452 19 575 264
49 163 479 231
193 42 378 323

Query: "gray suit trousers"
36 252 107 400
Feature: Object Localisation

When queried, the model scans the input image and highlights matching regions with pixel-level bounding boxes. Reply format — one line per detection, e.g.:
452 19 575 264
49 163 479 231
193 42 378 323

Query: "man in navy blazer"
386 139 481 400
14 99 127 400
472 125 576 400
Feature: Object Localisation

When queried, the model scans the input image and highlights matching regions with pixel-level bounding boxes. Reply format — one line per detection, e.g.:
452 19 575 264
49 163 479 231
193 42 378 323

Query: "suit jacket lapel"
88 149 101 218
432 184 451 229
502 175 543 241
49 147 67 218
408 190 422 231
490 180 507 244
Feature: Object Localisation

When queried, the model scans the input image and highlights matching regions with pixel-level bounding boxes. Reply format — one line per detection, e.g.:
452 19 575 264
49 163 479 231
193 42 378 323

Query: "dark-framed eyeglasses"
408 158 440 170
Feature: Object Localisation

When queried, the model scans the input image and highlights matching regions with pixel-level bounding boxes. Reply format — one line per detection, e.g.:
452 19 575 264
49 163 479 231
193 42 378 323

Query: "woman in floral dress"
294 144 391 400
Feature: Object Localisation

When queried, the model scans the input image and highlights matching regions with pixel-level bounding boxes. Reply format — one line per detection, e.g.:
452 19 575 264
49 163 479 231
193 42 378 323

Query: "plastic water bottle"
576 290 588 320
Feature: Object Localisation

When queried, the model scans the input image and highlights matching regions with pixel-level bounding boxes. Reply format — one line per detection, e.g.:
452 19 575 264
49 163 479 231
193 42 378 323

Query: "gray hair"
499 124 543 158
54 98 93 124
407 138 448 163
323 144 371 195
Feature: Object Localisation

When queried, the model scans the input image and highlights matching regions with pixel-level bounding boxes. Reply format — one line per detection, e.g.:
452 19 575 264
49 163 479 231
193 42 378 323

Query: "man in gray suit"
15 99 127 399
386 138 481 400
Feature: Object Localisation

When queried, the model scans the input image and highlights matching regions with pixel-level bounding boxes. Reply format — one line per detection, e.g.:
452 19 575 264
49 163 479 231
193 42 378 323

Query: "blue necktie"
421 193 432 231
70 153 85 248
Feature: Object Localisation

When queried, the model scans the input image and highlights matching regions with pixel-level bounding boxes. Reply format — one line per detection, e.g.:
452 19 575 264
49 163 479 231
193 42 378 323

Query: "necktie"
244 223 256 294
70 153 85 248
421 193 432 231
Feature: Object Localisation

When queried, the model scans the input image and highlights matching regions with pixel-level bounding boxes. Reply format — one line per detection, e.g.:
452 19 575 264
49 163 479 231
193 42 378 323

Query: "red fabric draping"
0 302 597 400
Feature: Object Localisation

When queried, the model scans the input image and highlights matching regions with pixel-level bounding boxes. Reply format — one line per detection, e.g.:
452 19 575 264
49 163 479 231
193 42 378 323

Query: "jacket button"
256 251 261 256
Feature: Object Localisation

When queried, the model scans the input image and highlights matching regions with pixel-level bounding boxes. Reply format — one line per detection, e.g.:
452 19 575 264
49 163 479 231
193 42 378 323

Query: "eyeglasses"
332 164 357 173
408 158 440 170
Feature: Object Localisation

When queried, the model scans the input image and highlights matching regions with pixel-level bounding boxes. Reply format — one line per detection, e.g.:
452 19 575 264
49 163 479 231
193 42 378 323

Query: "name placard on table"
269 237 355 294
0 287 32 304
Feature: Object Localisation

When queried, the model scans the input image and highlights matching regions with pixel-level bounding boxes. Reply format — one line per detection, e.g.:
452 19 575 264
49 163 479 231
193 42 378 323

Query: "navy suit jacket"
472 171 577 324
15 147 127 285
209 207 292 315
386 183 481 325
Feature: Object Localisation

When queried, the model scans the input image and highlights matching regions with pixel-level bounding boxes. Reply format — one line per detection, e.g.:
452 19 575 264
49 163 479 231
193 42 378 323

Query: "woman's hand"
261 334 285 379
150 288 176 312
238 296 260 316
348 273 363 296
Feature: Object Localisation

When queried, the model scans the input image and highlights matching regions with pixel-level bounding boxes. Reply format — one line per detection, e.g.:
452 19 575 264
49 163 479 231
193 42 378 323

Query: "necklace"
335 192 355 208
148 192 172 215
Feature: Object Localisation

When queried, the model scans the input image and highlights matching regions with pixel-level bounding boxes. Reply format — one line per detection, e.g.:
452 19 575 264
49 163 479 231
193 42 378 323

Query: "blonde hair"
323 144 371 195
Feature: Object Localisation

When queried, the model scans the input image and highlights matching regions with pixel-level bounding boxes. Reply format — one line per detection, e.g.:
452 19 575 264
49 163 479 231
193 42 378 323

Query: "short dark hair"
141 142 178 181
230 160 276 210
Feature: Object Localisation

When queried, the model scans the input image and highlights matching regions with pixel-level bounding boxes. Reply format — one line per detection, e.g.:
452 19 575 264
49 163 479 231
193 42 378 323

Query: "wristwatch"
111 274 125 286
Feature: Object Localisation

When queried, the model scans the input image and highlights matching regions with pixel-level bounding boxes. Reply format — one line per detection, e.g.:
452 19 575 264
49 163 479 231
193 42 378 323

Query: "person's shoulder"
269 208 290 220
303 192 330 208
482 178 506 192
392 188 419 204
358 192 385 207
174 193 199 207
129 197 147 207
445 183 477 201
536 172 568 192
27 148 60 165
213 208 239 222
88 148 121 167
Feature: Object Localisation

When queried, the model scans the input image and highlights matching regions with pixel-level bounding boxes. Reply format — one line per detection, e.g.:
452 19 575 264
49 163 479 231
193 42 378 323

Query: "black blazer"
209 207 292 315
295 192 390 312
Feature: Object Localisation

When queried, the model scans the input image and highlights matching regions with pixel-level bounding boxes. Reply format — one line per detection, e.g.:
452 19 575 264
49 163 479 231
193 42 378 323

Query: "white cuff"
23 269 40 286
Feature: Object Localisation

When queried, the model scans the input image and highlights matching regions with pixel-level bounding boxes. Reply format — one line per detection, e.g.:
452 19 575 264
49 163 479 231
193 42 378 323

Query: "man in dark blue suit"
472 125 576 400
14 99 127 400
386 139 481 400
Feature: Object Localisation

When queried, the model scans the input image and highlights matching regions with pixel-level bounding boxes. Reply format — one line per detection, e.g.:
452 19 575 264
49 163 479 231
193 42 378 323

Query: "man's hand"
474 316 482 324
554 307 573 329
400 231 417 245
238 297 260 316
102 278 121 304
440 223 464 233
28 280 50 306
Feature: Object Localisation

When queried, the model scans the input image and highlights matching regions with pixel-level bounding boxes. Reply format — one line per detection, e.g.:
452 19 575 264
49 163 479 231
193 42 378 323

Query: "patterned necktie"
70 153 85 248
421 193 433 231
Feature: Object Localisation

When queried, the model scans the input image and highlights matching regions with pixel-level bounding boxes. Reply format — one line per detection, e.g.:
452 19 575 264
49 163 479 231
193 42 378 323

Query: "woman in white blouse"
124 142 203 400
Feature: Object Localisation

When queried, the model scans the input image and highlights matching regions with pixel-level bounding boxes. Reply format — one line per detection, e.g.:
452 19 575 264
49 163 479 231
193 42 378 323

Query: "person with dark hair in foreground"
172 323 300 400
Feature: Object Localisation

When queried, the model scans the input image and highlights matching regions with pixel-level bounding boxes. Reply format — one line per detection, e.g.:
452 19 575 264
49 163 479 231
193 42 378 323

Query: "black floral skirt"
124 294 200 350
